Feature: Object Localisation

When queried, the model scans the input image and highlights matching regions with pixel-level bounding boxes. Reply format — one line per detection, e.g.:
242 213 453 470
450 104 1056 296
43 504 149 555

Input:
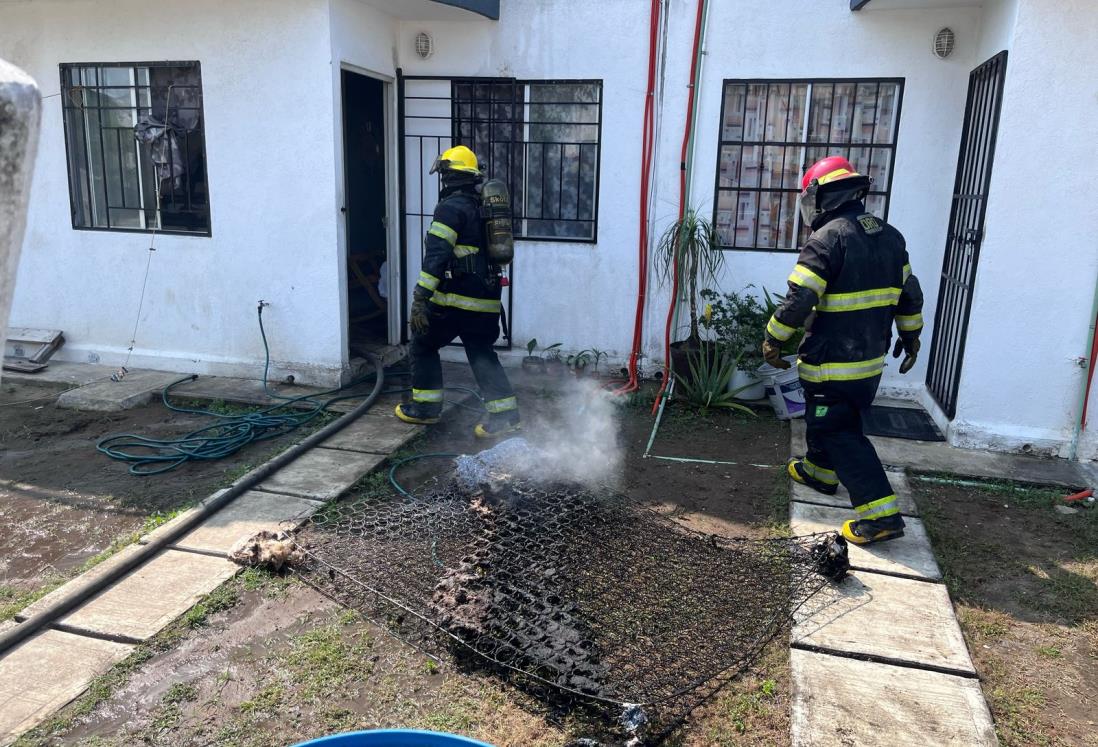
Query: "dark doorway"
926 51 1008 419
342 70 389 353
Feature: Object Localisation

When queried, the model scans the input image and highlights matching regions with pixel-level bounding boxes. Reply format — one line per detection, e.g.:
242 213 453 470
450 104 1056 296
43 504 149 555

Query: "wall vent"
933 27 956 60
414 31 434 60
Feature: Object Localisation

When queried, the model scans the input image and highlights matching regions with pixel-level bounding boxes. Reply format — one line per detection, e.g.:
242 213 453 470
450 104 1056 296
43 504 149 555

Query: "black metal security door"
926 51 1008 418
396 71 515 348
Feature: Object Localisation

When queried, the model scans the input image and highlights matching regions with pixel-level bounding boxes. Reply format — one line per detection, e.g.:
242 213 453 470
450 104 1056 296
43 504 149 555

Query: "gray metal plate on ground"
791 473 919 516
790 648 996 746
256 448 385 502
59 549 238 641
793 572 974 674
791 502 941 580
319 410 418 455
0 629 133 744
172 490 318 554
55 369 183 411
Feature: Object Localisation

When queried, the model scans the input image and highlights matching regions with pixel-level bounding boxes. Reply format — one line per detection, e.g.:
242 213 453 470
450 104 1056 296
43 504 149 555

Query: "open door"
397 71 515 348
342 69 391 356
925 51 1008 418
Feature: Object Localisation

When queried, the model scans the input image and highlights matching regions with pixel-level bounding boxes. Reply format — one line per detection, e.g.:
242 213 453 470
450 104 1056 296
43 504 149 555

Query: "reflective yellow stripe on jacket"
417 271 440 291
429 292 501 314
817 287 901 312
428 221 457 246
453 244 479 258
788 264 827 296
766 314 797 342
896 313 923 332
798 355 886 384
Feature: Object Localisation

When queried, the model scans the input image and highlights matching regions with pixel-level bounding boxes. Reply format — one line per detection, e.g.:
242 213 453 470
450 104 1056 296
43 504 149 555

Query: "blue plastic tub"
291 730 497 747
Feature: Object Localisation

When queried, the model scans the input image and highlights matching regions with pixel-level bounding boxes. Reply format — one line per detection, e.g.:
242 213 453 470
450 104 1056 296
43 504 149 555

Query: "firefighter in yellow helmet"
764 156 924 546
395 145 521 438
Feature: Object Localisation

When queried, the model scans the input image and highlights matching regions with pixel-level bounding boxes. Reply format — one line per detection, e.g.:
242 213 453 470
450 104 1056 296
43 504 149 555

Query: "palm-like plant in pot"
654 209 725 380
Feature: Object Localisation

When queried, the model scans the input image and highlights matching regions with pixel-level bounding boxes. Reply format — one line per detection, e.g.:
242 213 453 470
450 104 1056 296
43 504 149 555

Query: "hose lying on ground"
0 351 386 658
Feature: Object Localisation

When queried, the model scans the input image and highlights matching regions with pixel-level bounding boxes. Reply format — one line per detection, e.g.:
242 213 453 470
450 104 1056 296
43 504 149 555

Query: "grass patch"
282 624 376 699
163 682 199 704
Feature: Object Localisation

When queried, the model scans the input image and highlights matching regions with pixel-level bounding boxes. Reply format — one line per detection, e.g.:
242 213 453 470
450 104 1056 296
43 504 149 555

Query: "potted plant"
654 209 725 382
544 343 566 377
699 287 769 400
567 350 593 377
522 338 546 374
588 348 608 376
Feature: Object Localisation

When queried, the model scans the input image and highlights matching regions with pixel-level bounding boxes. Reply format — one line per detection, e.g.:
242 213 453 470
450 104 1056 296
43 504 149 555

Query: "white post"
0 59 41 384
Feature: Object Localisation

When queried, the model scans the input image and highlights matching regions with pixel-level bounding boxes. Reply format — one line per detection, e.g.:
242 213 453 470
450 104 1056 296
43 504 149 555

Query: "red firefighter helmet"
799 155 871 227
801 155 860 192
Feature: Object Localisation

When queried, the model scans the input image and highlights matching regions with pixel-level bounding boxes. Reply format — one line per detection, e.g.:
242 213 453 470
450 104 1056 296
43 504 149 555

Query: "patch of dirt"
0 380 308 592
915 480 1098 747
25 374 795 745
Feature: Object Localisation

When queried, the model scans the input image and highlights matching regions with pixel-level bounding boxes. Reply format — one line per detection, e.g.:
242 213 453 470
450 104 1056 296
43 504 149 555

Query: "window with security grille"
713 79 903 251
452 80 602 242
60 61 210 235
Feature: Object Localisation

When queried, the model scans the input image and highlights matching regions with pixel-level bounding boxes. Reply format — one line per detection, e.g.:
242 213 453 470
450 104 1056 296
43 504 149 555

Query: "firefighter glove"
762 339 791 370
410 289 431 336
892 337 920 375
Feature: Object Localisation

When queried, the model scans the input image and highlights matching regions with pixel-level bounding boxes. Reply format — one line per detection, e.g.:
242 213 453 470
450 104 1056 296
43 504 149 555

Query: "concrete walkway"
788 427 998 745
0 367 454 745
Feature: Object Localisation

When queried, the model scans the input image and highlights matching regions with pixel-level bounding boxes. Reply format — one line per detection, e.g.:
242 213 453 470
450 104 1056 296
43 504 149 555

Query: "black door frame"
926 51 1008 418
396 69 515 349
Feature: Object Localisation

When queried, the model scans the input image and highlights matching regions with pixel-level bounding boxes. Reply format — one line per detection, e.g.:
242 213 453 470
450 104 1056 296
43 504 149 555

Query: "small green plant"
700 287 769 368
588 348 608 373
544 342 563 359
654 209 725 344
674 343 757 415
525 338 539 356
567 350 592 371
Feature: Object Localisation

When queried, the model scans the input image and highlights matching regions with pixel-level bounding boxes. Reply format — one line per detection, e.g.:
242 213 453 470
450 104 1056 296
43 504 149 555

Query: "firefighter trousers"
802 378 903 526
409 306 518 418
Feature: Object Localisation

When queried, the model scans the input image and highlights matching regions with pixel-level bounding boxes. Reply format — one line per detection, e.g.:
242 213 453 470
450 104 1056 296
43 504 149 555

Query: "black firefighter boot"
395 401 442 425
787 458 839 496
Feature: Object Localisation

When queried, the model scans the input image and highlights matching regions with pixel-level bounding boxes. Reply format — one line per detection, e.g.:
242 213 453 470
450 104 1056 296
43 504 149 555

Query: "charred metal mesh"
294 476 835 735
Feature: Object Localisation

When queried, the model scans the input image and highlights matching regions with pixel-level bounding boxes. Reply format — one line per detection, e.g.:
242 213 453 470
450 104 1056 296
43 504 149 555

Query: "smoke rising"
457 379 625 489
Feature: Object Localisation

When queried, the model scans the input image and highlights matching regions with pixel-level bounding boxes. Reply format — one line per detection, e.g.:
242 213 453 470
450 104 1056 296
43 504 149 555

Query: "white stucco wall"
329 0 400 350
681 0 981 396
395 0 980 381
0 0 345 385
949 0 1098 459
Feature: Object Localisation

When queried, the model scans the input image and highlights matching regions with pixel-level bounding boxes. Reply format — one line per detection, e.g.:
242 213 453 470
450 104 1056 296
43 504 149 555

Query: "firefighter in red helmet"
763 155 923 545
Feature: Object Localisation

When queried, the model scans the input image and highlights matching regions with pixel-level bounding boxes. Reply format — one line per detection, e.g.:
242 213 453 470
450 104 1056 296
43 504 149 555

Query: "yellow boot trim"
394 403 440 425
474 421 522 439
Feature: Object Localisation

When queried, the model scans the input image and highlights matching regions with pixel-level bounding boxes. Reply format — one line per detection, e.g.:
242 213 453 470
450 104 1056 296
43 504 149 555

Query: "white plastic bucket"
728 368 765 401
757 356 805 420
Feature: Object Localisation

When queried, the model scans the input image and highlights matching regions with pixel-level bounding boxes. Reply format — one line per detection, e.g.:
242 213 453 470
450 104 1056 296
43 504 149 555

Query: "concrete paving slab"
790 649 996 746
791 471 919 516
256 447 385 502
790 419 1090 488
0 359 117 386
18 543 147 620
793 572 973 674
0 629 133 744
791 502 941 580
56 369 183 411
173 490 317 554
60 549 238 641
319 410 419 454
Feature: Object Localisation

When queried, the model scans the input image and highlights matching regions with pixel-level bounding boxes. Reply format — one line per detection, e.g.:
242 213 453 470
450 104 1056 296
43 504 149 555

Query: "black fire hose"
0 353 385 657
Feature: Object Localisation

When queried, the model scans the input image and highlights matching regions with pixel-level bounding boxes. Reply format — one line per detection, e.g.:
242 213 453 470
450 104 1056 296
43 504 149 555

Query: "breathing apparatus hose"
0 350 387 658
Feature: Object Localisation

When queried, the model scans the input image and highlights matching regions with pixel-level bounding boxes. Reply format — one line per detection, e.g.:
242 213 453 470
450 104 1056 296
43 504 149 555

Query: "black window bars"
451 79 603 243
60 61 211 236
713 78 904 252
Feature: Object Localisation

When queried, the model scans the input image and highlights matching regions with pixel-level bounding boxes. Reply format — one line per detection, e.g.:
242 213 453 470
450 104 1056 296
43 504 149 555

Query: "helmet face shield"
428 156 448 175
799 174 872 229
